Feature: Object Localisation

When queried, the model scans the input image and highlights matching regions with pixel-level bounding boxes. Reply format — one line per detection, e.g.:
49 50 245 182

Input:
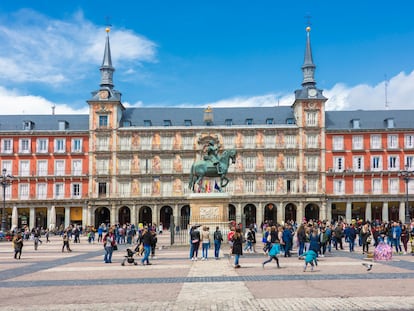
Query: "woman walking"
231 228 243 268
360 223 371 254
62 231 72 252
12 233 23 259
262 238 281 269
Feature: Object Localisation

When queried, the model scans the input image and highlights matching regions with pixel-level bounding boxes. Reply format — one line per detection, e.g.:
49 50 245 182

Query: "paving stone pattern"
0 235 413 310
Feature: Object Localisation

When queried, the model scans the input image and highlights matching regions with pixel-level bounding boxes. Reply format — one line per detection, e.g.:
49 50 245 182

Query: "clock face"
99 90 109 99
308 88 317 97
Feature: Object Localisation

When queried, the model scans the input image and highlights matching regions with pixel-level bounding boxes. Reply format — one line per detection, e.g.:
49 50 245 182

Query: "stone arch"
95 206 110 228
160 205 173 230
180 205 191 230
305 203 320 222
118 206 131 225
243 204 256 228
228 204 236 221
264 203 277 225
284 203 297 223
139 206 152 226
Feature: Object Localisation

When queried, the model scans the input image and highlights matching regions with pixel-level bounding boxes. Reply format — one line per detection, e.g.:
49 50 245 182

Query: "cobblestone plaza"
1 234 413 311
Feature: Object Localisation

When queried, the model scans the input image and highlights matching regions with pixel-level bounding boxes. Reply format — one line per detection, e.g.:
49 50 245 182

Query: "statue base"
188 192 229 222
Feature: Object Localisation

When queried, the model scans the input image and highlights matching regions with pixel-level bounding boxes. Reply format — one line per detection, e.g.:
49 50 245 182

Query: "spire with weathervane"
301 26 316 88
100 26 115 89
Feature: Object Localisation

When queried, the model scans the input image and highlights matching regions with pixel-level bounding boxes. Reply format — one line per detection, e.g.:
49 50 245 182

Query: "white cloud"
325 71 414 111
0 86 87 115
0 9 157 86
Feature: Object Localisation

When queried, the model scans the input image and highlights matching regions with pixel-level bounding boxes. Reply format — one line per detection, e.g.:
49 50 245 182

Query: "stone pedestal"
188 193 229 223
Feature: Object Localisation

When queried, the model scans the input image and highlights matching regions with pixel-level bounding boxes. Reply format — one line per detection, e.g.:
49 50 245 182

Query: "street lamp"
399 166 413 225
0 168 13 233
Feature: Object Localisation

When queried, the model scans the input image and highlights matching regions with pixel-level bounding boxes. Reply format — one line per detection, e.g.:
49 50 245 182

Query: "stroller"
121 248 138 266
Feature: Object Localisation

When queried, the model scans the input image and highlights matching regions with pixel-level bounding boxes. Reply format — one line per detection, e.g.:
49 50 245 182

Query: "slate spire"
301 26 316 88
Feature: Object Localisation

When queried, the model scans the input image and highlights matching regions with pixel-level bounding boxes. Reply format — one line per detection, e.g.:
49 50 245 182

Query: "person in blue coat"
299 249 318 272
282 224 293 257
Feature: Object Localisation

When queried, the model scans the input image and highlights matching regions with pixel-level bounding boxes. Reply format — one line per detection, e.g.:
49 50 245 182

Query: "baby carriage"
121 248 138 266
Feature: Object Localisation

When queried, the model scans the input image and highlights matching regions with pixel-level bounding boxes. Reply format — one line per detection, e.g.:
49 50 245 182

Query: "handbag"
366 236 372 244
113 244 118 250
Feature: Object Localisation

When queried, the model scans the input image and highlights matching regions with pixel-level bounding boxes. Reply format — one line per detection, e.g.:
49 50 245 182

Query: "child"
299 249 318 272
262 242 281 269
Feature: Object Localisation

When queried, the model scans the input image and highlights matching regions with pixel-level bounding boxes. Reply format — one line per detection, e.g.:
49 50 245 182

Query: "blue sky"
0 1 414 114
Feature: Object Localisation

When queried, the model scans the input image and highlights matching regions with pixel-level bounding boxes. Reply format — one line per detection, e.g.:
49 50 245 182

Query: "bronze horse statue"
188 149 237 192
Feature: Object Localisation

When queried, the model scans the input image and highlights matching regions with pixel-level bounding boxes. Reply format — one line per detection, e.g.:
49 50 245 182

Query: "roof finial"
100 20 115 89
301 15 316 88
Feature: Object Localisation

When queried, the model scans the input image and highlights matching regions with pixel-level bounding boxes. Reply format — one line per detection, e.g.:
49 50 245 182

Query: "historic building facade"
0 27 413 231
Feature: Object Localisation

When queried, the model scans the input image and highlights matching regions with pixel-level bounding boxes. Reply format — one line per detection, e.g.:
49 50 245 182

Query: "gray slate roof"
121 106 295 127
326 110 414 130
0 115 89 132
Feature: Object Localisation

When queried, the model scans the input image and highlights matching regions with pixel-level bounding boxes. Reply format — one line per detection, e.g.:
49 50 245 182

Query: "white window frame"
352 135 363 150
2 161 12 175
306 111 318 126
265 179 275 193
19 160 30 176
354 179 364 194
72 183 81 198
37 183 47 199
54 138 66 153
388 155 400 171
389 178 399 194
72 138 83 153
404 134 414 149
55 160 65 176
1 138 13 154
264 135 275 148
96 137 109 151
307 134 318 148
332 136 344 151
19 138 31 154
19 183 29 200
265 157 275 171
370 134 382 149
54 183 64 199
405 156 414 170
333 156 344 172
333 179 344 195
119 136 131 151
97 159 109 175
285 156 296 171
72 159 82 175
352 156 364 172
387 134 398 149
37 138 48 153
371 156 383 171
372 179 382 194
37 160 48 176
285 135 296 148
244 157 255 172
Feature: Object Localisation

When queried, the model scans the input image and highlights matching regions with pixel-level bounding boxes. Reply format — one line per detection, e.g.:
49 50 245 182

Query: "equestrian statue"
188 140 236 192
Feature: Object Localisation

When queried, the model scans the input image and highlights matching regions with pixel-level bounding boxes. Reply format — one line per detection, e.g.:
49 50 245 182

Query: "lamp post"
399 167 413 225
1 168 13 233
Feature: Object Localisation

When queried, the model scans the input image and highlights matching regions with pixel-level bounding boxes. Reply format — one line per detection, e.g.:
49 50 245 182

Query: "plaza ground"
0 233 413 311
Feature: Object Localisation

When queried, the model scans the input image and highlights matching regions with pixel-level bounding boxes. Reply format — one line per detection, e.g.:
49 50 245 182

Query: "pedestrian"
213 226 223 259
45 229 50 243
231 228 243 268
360 223 371 254
346 225 357 252
201 226 210 260
296 224 306 257
140 227 153 265
401 224 409 254
190 225 201 261
62 231 72 252
150 229 157 259
262 238 281 269
12 233 23 259
391 221 402 254
227 226 235 256
319 227 329 257
299 249 318 272
103 228 115 263
33 229 41 250
334 223 344 250
282 224 293 257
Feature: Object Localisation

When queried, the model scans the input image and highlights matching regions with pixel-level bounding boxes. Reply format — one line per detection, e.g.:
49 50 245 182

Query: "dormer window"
163 120 172 126
23 121 34 130
245 118 253 125
144 120 152 127
385 118 394 129
352 119 360 129
123 120 131 127
286 118 295 124
184 120 192 126
266 118 274 125
58 120 68 130
225 119 233 126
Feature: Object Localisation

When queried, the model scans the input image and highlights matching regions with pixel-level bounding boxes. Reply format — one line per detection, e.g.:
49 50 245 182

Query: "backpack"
214 231 223 241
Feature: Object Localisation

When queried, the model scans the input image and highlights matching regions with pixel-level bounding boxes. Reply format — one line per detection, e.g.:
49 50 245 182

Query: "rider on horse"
204 140 223 174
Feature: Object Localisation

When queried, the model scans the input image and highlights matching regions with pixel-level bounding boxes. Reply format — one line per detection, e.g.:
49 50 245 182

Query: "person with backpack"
213 226 223 259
